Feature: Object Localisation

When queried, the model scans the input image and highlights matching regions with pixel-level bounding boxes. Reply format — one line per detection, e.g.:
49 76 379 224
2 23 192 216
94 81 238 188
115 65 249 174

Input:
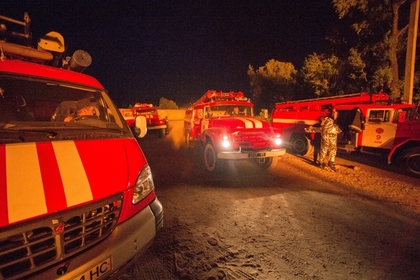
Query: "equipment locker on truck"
0 13 163 280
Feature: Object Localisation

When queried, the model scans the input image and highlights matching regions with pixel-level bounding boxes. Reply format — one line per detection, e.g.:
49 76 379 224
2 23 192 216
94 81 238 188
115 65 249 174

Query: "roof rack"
0 12 91 72
0 12 31 46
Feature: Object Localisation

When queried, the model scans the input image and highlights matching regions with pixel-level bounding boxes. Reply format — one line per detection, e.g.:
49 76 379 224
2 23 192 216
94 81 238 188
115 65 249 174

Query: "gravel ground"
119 121 420 280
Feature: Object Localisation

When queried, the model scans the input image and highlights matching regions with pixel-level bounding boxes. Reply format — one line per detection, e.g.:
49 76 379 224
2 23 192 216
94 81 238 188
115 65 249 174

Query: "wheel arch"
290 133 313 156
389 140 420 163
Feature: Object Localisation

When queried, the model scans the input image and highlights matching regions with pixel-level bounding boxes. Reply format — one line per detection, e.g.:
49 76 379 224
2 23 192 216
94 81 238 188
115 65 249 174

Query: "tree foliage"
301 53 340 96
247 59 297 110
158 97 178 109
331 0 411 98
298 49 369 98
247 0 419 107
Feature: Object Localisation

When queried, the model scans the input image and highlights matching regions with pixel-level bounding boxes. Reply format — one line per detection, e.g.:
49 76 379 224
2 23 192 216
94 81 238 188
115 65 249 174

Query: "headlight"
221 135 230 148
274 134 282 146
132 165 155 204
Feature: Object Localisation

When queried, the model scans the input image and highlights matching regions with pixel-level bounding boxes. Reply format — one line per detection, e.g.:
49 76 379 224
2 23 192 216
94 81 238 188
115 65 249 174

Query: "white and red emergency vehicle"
271 92 420 177
0 13 163 280
184 90 286 172
122 103 168 137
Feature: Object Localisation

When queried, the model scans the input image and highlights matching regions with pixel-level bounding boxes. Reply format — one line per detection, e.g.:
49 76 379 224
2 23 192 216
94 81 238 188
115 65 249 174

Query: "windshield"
0 74 126 132
209 105 253 117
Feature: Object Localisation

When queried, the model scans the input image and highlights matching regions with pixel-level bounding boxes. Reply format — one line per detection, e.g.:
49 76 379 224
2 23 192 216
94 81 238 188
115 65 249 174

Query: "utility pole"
403 0 420 104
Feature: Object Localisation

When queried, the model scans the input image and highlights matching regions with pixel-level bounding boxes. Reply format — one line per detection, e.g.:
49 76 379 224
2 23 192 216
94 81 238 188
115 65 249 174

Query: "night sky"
2 0 337 107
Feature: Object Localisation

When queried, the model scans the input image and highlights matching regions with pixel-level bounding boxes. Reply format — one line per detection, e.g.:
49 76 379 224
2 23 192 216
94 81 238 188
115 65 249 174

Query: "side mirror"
134 115 147 138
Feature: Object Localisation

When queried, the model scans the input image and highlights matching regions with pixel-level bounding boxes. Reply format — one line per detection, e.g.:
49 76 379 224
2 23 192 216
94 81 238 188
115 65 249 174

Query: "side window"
367 110 391 122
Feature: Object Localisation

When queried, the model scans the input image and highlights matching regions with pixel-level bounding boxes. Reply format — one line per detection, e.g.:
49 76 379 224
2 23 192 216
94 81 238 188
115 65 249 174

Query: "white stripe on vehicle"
233 117 263 128
53 141 93 206
6 143 47 223
272 118 318 125
250 118 263 128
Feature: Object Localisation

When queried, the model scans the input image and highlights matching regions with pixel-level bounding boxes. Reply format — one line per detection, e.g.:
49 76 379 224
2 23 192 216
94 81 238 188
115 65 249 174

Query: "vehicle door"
192 108 203 138
393 107 420 146
362 108 397 149
201 106 211 132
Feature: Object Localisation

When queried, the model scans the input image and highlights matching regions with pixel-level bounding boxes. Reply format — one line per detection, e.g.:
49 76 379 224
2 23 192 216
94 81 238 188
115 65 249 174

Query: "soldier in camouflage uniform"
318 117 342 171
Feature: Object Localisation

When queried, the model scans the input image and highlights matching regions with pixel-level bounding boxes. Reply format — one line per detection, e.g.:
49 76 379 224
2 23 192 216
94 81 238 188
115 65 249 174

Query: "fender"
387 138 420 164
201 126 229 147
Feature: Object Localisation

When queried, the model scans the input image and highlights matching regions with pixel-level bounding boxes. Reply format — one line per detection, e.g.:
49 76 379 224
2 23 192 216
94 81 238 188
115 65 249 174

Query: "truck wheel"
400 147 420 177
291 135 312 156
185 130 192 149
159 128 166 138
204 142 220 172
254 157 278 170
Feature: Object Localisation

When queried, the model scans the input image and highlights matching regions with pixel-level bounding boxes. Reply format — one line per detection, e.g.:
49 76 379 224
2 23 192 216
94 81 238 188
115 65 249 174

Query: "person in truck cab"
229 106 245 116
56 99 97 122
51 98 97 122
231 107 240 116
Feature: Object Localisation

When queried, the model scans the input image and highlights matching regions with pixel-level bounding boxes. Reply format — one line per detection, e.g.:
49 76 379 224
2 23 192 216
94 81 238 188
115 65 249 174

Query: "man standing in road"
318 117 342 171
305 116 342 171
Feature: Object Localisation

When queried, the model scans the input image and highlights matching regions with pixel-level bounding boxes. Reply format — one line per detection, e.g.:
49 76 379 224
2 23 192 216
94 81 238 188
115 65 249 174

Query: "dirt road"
119 121 420 280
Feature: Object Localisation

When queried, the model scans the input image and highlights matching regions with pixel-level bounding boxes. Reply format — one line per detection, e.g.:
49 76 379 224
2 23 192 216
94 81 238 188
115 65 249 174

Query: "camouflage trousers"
319 138 338 163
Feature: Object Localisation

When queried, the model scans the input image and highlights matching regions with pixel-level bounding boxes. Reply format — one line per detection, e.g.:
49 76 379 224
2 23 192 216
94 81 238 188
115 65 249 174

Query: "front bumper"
218 148 286 159
147 125 167 130
29 198 163 280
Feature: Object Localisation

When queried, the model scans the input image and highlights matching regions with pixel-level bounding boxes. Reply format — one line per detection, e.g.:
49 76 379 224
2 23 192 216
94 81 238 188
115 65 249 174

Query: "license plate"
249 152 266 158
74 257 111 280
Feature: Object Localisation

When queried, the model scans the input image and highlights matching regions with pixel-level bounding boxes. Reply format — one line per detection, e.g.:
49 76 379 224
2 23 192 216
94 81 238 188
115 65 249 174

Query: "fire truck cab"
130 103 168 137
0 13 163 279
271 92 420 177
184 90 286 172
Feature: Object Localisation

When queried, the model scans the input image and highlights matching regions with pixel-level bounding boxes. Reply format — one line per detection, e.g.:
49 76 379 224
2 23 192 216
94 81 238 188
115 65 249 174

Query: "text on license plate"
249 152 266 158
74 257 111 280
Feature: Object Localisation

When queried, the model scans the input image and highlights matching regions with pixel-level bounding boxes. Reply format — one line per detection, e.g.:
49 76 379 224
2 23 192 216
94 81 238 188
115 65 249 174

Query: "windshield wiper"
0 128 58 138
63 121 126 134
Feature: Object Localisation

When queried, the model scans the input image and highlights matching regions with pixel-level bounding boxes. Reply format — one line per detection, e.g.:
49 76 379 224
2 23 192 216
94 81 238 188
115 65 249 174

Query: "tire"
160 129 166 138
292 135 312 156
204 142 221 172
400 147 420 178
185 130 193 149
254 157 278 170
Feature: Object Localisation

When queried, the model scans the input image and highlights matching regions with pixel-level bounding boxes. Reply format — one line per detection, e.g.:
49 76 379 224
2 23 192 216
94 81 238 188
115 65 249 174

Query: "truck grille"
0 194 122 279
147 119 159 125
232 131 272 149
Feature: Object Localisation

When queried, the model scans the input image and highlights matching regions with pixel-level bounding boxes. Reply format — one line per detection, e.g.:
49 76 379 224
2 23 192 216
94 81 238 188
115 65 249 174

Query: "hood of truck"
210 116 271 129
0 138 145 227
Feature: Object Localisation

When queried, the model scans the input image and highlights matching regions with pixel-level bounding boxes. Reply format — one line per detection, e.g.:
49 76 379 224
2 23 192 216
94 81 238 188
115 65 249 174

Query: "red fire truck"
0 13 163 279
184 90 286 172
127 103 168 137
271 92 420 177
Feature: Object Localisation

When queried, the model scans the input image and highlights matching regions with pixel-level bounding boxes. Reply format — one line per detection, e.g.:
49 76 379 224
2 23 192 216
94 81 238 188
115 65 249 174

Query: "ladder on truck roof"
193 90 247 105
274 92 390 110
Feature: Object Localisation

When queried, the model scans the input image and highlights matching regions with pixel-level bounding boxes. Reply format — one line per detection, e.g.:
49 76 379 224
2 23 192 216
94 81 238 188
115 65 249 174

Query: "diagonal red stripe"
36 142 67 211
